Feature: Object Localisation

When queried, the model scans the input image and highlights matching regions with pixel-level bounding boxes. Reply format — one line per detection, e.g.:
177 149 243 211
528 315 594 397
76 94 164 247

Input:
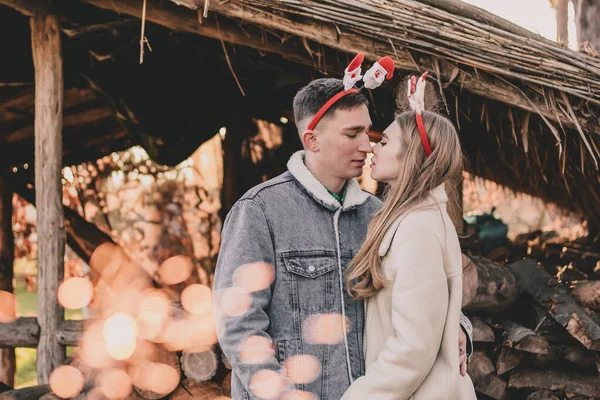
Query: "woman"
342 102 477 399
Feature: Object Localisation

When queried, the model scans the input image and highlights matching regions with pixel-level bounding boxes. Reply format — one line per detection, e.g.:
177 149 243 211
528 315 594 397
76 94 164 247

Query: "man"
213 78 471 399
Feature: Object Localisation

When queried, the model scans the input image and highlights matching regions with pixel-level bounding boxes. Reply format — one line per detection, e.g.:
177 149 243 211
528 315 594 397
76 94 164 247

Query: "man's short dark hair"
293 78 369 131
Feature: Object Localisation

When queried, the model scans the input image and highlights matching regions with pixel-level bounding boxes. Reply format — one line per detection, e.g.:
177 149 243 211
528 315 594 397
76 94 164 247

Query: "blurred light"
23 163 29 170
130 361 179 396
181 284 212 315
157 255 193 285
12 167 17 173
218 287 252 317
63 167 74 183
96 368 132 399
280 117 289 124
137 290 170 341
239 336 274 364
249 370 283 400
49 365 84 399
284 355 321 384
303 314 350 345
0 290 16 323
103 313 138 360
233 262 275 293
58 277 93 310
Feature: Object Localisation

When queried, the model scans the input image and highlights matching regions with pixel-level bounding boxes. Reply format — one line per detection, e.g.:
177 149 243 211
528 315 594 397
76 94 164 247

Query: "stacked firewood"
462 239 600 400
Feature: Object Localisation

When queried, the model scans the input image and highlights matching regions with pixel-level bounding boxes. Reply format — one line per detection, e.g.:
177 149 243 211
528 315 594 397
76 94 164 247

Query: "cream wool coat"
342 185 477 400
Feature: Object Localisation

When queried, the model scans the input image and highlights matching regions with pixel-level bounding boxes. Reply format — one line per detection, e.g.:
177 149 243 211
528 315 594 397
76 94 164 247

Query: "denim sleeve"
213 198 293 396
460 311 473 358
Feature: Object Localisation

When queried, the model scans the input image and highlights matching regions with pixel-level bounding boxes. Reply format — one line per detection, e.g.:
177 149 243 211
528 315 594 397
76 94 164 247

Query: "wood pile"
462 239 600 400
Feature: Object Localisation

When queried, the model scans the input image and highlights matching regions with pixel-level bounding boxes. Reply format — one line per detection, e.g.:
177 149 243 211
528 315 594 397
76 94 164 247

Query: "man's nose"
358 134 373 153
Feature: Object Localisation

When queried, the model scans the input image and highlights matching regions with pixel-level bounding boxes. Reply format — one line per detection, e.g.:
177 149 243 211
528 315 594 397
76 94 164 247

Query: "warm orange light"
130 361 180 396
284 355 321 384
96 368 132 399
58 277 93 310
239 336 274 364
303 314 350 345
181 284 212 315
157 255 193 285
233 262 275 293
249 369 283 400
136 290 170 341
0 290 16 323
218 287 252 317
49 365 84 399
103 313 138 360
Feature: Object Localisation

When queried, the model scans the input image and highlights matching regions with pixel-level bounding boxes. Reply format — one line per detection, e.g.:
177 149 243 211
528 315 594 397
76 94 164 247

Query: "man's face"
312 104 373 180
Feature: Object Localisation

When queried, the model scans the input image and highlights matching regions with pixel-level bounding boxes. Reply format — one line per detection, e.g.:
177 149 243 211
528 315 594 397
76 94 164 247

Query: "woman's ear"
301 130 319 152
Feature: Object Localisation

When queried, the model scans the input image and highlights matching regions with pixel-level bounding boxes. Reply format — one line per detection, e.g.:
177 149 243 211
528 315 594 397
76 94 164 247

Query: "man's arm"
213 198 292 398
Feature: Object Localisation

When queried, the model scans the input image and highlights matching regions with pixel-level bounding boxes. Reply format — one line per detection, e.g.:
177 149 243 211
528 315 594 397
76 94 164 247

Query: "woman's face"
370 120 404 182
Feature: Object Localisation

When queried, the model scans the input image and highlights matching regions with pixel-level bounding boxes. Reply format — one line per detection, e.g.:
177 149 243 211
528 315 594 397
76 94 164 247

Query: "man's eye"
346 134 358 138
380 141 387 146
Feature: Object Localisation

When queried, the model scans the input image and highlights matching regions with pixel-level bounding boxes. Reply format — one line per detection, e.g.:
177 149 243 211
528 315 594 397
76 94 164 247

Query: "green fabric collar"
326 183 347 204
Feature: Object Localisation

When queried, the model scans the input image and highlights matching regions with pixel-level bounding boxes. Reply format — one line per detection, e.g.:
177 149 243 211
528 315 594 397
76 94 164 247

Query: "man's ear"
301 130 319 152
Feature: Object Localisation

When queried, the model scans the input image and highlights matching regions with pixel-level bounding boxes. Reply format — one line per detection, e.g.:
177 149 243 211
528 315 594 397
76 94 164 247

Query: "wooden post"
31 13 66 383
0 178 16 388
556 0 569 44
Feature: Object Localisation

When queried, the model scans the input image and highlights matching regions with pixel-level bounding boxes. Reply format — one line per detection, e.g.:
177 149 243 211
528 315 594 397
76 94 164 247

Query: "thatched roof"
1 0 599 221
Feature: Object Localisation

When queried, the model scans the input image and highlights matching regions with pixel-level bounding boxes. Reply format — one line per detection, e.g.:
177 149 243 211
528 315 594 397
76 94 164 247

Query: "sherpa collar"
287 151 370 212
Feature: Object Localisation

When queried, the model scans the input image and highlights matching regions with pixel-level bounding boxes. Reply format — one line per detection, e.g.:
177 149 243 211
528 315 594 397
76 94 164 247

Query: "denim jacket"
213 151 472 399
214 151 380 399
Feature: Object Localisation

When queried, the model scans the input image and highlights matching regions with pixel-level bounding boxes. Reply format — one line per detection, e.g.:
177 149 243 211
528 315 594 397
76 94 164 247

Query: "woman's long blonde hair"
346 110 463 300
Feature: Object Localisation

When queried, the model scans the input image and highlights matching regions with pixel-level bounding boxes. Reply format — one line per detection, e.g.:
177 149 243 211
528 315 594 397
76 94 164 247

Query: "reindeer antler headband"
407 72 432 157
306 53 395 131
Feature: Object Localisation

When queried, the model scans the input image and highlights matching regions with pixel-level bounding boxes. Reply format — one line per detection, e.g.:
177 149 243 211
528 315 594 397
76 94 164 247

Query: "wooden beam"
56 320 84 347
31 12 66 383
0 385 51 400
0 317 39 348
0 177 15 388
0 0 51 16
78 0 332 70
0 318 83 348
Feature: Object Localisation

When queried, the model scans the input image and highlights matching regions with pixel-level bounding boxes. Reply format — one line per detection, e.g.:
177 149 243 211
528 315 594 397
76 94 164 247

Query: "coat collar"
378 184 448 257
287 151 370 212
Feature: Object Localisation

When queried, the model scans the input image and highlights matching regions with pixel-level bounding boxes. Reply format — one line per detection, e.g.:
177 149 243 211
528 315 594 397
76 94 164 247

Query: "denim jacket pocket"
283 254 337 312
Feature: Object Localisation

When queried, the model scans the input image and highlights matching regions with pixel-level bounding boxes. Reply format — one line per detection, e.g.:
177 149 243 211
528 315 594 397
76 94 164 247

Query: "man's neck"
304 155 346 194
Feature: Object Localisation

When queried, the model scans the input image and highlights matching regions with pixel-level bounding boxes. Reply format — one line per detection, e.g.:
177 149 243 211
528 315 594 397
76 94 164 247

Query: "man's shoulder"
238 171 296 202
362 191 382 210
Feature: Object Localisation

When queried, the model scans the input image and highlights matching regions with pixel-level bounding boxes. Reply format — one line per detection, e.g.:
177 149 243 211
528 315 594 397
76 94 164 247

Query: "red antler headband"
407 72 432 157
306 53 395 131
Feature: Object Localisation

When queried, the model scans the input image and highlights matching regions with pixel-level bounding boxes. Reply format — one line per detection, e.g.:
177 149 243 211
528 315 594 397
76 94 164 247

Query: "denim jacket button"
308 265 316 272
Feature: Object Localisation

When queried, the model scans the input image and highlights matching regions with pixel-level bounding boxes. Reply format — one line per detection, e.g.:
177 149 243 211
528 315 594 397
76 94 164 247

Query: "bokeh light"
217 287 252 317
157 255 193 285
96 368 132 399
284 355 321 384
49 365 84 399
233 262 275 293
181 284 212 315
58 277 93 310
0 290 16 323
103 313 138 360
249 369 284 400
303 314 350 345
239 336 274 364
